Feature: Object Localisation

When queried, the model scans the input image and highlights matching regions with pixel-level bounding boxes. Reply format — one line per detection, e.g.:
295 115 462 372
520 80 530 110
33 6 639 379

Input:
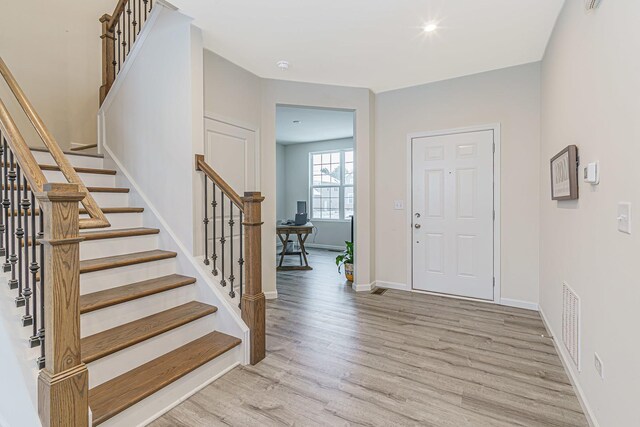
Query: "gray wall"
276 143 286 219
375 62 541 303
278 138 354 249
539 2 640 425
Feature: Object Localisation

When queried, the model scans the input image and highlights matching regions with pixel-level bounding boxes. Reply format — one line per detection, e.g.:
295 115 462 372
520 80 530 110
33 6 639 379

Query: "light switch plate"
617 202 631 234
394 200 404 210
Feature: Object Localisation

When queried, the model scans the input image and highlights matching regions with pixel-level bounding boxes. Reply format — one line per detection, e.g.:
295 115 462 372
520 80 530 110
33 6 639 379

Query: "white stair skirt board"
81 285 196 337
87 315 216 388
42 170 116 188
30 150 105 169
80 258 177 295
79 234 159 260
97 346 241 427
539 308 599 427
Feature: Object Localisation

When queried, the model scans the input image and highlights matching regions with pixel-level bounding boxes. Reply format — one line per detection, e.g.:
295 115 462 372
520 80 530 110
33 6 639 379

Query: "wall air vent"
585 0 602 10
562 282 581 370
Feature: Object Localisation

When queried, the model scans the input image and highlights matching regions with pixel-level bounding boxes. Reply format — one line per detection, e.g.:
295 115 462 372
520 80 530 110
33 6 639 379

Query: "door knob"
414 224 421 229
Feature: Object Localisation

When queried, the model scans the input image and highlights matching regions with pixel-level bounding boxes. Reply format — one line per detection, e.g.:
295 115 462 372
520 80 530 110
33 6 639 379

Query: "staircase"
28 148 242 426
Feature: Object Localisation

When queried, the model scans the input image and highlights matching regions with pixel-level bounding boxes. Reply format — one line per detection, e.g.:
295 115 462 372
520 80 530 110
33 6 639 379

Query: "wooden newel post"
37 183 88 427
241 191 266 365
99 14 115 105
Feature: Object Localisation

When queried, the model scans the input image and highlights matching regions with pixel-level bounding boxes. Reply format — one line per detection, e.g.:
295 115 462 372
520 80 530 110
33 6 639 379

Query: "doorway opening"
275 105 356 287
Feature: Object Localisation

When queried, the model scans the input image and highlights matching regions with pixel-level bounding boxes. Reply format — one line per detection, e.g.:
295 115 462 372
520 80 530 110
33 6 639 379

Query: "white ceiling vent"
562 282 581 370
585 0 602 10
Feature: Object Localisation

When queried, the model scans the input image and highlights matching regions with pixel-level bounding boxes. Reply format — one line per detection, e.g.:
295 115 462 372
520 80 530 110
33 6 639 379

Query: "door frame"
406 123 501 303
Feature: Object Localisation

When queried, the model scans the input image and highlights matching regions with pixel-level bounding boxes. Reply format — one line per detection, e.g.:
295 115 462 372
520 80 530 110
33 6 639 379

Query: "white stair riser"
97 346 240 427
87 315 216 388
81 285 196 338
30 151 104 169
80 235 159 260
83 192 129 207
81 258 176 295
42 170 116 187
80 212 143 229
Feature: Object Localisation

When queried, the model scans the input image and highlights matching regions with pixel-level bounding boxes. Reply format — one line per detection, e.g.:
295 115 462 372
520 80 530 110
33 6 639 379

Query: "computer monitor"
297 201 307 215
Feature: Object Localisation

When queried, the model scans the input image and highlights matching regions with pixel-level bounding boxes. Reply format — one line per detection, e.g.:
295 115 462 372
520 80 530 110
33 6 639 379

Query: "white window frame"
309 149 354 221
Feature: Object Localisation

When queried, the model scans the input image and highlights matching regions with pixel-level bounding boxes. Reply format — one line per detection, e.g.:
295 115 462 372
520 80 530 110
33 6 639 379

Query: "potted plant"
336 241 354 282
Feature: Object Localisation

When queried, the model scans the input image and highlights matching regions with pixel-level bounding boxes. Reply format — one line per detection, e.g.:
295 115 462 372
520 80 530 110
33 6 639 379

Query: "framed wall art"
550 145 579 201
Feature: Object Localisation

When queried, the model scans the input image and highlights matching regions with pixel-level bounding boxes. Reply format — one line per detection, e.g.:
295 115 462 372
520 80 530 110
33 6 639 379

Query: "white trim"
499 298 539 311
264 290 278 300
352 282 373 292
203 112 262 192
374 280 409 291
305 243 344 251
406 123 501 303
539 307 599 427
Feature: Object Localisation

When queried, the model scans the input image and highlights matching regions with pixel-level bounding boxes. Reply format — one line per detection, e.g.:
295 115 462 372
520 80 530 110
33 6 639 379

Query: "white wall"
279 138 354 249
375 63 541 305
0 0 113 150
539 2 640 426
100 5 201 251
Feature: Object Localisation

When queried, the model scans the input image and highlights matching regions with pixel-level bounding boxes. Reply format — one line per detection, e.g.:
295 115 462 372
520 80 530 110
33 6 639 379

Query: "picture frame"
550 145 579 201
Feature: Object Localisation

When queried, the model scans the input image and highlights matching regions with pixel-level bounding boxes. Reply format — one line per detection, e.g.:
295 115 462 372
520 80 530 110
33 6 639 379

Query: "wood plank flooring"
151 249 587 427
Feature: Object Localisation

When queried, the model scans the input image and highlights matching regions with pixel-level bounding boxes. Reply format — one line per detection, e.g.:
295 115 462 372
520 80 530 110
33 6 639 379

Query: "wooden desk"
277 222 313 271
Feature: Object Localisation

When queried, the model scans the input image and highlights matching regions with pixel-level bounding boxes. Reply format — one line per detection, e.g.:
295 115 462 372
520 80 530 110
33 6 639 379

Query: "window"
310 150 354 220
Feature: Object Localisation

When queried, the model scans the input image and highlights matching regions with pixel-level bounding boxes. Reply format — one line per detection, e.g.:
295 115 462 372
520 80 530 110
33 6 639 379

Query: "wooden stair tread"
80 250 177 274
80 227 159 241
81 301 217 364
30 146 104 158
80 274 196 313
2 185 129 193
89 331 240 426
39 164 116 175
24 227 159 247
9 206 143 216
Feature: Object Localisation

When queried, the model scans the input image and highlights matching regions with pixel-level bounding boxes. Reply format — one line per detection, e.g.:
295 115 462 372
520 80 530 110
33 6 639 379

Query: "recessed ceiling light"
423 22 438 33
277 60 290 71
293 120 301 124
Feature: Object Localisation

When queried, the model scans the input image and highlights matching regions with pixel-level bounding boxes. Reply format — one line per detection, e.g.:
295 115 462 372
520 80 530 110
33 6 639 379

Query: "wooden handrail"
106 0 130 31
195 154 244 210
0 57 109 229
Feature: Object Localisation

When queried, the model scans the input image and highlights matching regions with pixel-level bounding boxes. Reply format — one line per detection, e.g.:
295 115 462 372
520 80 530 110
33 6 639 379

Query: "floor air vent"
562 282 581 370
371 288 388 295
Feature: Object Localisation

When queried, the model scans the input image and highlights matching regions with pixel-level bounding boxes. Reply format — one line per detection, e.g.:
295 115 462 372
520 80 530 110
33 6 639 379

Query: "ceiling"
276 106 354 144
171 0 564 93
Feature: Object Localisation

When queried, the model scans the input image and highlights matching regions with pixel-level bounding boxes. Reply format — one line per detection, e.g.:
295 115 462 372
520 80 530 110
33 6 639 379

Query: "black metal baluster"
132 0 138 42
143 0 149 20
239 211 243 309
2 139 9 271
220 194 226 287
111 26 118 78
228 200 235 298
127 1 132 54
14 166 24 307
21 176 31 325
120 14 127 68
203 176 209 265
211 183 218 275
0 134 5 259
37 211 44 369
29 192 39 347
116 20 122 73
149 0 153 13
7 155 17 288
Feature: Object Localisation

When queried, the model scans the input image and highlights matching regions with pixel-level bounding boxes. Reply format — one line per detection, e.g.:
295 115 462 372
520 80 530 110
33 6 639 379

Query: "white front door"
204 117 257 194
411 130 494 300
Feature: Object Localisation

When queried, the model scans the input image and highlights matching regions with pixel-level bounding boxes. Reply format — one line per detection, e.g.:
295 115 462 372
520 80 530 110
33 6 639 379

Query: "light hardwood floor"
151 249 587 427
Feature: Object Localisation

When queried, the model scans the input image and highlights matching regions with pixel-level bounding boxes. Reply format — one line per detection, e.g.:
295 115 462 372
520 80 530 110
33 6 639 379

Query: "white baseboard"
539 307 599 427
499 298 539 311
352 282 373 292
264 290 278 300
374 280 408 291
